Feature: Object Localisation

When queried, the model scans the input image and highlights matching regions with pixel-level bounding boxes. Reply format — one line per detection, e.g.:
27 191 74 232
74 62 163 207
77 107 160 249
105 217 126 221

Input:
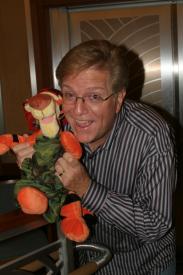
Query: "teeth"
76 120 91 127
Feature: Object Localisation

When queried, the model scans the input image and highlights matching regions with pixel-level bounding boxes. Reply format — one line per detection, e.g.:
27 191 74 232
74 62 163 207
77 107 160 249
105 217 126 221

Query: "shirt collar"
83 103 126 155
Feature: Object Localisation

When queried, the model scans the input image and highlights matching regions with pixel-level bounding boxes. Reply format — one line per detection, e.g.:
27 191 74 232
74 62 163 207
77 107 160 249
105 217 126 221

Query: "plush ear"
23 100 39 131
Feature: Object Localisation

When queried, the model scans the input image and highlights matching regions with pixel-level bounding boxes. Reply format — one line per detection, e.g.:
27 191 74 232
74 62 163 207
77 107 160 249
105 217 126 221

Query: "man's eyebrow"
61 84 74 91
86 87 105 91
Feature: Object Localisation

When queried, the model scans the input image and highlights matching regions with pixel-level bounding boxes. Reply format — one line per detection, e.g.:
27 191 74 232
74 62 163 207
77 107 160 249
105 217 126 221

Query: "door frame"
29 0 182 124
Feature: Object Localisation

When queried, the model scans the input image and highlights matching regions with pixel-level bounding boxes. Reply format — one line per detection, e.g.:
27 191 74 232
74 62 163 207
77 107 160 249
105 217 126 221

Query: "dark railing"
0 179 112 274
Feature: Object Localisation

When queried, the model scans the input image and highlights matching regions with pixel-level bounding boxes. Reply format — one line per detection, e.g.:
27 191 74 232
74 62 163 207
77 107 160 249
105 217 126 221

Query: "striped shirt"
67 99 177 275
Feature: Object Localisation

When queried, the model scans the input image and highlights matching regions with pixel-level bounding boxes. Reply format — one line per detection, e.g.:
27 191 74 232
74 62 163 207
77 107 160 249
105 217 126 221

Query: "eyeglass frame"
61 90 119 105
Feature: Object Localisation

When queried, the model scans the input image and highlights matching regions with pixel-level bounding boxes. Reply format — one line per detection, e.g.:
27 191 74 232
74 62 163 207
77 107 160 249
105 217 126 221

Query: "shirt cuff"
81 180 108 214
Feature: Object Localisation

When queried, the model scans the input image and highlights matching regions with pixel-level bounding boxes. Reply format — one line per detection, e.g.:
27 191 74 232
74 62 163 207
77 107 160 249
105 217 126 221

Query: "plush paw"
60 131 82 159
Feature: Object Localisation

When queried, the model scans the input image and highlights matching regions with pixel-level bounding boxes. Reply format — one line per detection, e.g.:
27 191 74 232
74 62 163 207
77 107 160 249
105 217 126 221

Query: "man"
14 40 177 274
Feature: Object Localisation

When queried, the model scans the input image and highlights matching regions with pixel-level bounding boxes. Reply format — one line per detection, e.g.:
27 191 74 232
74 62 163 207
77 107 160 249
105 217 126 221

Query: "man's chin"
74 134 93 144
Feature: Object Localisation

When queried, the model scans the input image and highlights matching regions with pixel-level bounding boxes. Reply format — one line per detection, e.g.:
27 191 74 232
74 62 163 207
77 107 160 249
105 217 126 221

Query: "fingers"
12 142 34 168
55 156 73 182
55 161 65 176
55 157 67 176
55 153 77 173
62 152 77 163
55 153 90 197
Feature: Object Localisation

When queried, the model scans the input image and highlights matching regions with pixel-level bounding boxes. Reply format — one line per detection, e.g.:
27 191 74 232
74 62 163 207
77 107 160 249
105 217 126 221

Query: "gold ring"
59 170 65 176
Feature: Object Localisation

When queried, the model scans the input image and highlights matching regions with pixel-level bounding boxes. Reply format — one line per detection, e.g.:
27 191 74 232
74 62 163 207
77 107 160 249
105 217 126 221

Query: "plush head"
24 89 62 138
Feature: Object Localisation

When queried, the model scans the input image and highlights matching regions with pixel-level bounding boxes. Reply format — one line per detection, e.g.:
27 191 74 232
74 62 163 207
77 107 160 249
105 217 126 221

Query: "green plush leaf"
14 133 67 223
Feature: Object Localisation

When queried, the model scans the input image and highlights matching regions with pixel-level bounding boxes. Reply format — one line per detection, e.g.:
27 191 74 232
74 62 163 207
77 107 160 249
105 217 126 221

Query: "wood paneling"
0 0 32 134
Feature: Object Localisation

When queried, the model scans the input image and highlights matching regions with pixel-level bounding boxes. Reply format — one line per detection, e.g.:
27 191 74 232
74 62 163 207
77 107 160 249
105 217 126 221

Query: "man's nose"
74 97 88 113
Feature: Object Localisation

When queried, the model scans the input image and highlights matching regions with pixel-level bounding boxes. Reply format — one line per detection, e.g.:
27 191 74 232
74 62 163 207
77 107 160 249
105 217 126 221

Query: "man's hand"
12 142 35 168
55 152 90 198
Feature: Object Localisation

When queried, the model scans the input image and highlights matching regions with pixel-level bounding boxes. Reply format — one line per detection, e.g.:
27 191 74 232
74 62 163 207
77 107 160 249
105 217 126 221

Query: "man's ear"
116 89 126 113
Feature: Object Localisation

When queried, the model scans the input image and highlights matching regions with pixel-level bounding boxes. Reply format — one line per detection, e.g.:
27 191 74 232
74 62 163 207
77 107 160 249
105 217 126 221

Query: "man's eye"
88 94 102 102
63 93 75 100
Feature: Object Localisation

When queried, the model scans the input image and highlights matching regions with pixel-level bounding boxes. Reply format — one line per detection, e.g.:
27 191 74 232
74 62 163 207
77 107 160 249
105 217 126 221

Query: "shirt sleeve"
82 128 177 242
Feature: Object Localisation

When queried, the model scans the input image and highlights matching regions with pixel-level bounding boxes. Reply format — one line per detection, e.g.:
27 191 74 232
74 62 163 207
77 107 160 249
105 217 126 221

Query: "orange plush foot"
60 200 89 242
60 217 89 242
17 186 48 214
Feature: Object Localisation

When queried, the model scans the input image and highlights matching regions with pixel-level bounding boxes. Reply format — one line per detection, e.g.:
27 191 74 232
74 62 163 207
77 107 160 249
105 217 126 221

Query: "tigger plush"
0 89 94 242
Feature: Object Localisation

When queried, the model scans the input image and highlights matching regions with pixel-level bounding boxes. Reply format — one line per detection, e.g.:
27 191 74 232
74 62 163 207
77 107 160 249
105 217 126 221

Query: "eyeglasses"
61 91 118 106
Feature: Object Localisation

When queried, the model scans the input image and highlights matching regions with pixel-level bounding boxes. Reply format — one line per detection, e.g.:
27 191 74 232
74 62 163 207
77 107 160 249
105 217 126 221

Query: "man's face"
61 68 126 151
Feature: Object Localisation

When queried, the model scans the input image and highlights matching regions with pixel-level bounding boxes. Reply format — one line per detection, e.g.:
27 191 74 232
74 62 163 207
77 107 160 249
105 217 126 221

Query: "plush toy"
0 89 95 242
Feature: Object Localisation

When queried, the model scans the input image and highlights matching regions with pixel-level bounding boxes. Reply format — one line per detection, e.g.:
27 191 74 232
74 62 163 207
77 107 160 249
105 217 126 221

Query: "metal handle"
74 243 112 270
